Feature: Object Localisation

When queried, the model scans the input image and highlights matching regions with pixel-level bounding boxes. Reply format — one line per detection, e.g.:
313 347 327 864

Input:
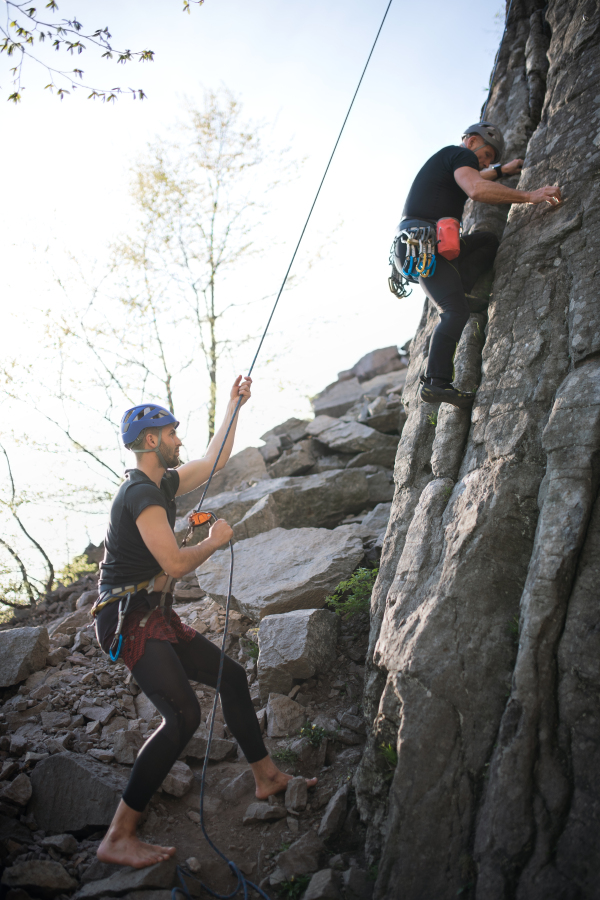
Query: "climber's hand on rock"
502 158 524 176
207 518 234 550
529 185 562 206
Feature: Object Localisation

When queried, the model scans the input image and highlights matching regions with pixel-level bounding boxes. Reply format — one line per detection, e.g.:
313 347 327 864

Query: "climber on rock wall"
392 122 562 409
91 377 317 869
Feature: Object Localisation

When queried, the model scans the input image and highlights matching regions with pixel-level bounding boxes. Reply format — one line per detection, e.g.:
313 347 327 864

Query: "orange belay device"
181 509 215 548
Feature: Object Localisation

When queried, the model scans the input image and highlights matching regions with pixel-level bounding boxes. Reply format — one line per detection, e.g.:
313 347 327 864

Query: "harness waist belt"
91 572 163 617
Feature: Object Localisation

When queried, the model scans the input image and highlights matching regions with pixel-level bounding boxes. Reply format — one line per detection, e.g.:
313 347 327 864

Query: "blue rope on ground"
173 1 395 896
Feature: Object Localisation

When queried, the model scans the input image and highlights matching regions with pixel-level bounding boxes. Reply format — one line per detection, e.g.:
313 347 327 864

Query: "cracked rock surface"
357 2 600 898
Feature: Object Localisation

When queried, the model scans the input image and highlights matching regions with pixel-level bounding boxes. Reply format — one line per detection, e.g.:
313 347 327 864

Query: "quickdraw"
400 224 437 279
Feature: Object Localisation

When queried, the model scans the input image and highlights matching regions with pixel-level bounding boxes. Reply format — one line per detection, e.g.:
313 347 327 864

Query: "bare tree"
1 0 203 102
114 88 296 438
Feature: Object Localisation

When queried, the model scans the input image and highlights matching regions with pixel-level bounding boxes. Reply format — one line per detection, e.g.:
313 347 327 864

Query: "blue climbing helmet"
120 404 179 448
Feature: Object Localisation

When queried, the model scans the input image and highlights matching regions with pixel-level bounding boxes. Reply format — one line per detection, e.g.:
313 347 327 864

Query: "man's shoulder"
436 145 479 169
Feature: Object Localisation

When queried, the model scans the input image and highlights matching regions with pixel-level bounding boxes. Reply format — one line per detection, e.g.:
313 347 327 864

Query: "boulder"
257 608 339 698
48 609 92 636
29 752 126 833
79 705 116 726
342 867 374 900
76 589 98 609
134 693 156 722
112 731 144 765
0 773 32 806
161 760 193 797
177 468 373 540
338 347 405 383
318 783 349 839
0 627 49 688
1 860 77 898
285 776 308 812
268 439 321 478
40 833 78 855
181 729 237 763
179 447 268 512
72 859 176 899
197 526 364 622
261 418 310 444
270 829 323 886
339 713 366 735
309 420 398 466
242 801 287 824
358 503 391 542
304 869 342 900
266 694 305 738
311 371 406 419
232 494 281 542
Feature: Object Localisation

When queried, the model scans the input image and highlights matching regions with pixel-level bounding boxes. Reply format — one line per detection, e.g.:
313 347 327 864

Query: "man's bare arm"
454 166 561 206
480 157 524 181
136 506 233 579
176 376 252 497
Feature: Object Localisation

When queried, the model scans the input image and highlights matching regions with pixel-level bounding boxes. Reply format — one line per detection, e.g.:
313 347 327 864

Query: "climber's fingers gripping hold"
530 184 562 206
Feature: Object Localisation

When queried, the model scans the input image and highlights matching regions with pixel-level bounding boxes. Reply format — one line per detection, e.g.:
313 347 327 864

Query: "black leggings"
123 635 267 812
395 230 499 382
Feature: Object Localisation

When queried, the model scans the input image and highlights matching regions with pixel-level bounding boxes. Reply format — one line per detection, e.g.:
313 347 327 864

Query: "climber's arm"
480 158 524 180
136 505 233 579
455 166 562 206
176 376 252 497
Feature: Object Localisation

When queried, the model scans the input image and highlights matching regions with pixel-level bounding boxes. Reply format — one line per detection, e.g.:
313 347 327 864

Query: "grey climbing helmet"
463 122 505 163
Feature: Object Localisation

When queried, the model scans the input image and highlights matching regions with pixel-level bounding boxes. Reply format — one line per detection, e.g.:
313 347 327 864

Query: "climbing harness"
388 242 412 299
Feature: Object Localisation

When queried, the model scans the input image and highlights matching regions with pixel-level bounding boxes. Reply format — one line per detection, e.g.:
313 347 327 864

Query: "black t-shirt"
401 145 479 224
99 468 180 588
95 468 180 652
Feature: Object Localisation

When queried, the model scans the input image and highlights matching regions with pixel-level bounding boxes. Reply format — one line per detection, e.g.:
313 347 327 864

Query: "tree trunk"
357 1 600 897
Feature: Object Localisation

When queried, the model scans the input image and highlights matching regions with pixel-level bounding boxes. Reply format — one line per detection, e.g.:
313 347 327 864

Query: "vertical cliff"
356 1 600 897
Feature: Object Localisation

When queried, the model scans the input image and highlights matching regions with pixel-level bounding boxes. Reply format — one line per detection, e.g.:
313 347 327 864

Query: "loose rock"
0 627 50 688
161 760 194 798
29 752 126 833
72 859 176 899
318 783 349 839
1 860 78 898
257 608 339 699
285 776 308 812
0 773 32 806
304 868 342 900
269 829 323 886
242 801 287 824
266 694 306 738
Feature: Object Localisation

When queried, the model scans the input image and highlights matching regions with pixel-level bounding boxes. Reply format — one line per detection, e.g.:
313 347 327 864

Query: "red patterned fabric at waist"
118 604 196 672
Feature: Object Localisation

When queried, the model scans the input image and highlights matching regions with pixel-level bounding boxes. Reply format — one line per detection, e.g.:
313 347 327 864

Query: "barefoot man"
93 376 317 868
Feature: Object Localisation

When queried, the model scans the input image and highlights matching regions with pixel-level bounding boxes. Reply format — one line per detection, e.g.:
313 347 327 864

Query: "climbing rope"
173 2 394 897
481 0 515 120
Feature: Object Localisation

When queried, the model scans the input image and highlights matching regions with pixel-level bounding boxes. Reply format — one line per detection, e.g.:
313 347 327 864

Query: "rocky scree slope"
356 2 600 899
0 345 408 900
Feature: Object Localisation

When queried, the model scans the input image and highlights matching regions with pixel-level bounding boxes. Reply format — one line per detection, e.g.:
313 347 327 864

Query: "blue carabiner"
109 634 123 662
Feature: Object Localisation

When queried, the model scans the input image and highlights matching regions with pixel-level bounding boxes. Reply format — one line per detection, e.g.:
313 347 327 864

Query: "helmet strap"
135 431 169 470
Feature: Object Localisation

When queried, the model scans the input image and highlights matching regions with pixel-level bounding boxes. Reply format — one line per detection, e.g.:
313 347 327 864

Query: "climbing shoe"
419 377 475 409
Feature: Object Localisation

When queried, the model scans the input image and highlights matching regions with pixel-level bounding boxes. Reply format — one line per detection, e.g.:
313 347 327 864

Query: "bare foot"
251 756 317 800
97 832 176 869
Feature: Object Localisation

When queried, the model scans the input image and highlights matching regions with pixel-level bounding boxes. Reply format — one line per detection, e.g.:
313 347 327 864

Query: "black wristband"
492 163 504 179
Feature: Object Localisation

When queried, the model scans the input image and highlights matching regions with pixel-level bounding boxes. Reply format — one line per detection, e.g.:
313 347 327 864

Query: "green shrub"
325 567 378 618
271 748 298 764
277 875 310 899
300 721 327 747
241 637 259 660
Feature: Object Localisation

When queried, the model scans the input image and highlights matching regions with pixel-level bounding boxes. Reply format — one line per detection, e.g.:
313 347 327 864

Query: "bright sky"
0 0 503 574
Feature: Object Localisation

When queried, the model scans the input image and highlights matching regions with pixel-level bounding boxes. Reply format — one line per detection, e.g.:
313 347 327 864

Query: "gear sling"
389 216 461 298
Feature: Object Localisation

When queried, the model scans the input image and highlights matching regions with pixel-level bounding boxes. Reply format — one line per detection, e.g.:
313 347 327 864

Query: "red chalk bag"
436 217 461 260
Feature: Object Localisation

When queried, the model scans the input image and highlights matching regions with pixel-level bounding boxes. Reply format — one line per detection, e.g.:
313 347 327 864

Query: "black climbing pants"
123 635 267 812
395 230 499 383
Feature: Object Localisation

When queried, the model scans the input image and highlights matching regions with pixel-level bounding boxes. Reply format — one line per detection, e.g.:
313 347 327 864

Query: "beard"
164 446 182 468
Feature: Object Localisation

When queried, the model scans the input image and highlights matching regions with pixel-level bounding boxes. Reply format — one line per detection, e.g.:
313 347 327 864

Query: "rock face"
196 526 364 621
177 446 268 514
0 626 49 687
357 3 600 899
257 608 339 698
29 752 126 833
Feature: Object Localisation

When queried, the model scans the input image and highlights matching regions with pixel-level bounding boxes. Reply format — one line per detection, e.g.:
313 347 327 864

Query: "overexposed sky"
0 0 503 570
